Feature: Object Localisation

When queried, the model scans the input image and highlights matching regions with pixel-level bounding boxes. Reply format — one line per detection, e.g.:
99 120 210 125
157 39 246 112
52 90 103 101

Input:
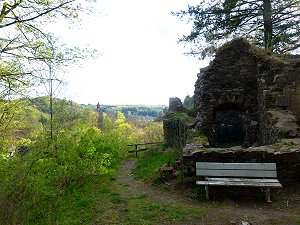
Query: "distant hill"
23 97 165 121
82 104 166 120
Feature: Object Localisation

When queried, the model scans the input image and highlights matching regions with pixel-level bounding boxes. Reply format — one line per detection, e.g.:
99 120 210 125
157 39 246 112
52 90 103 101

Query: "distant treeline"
82 104 166 119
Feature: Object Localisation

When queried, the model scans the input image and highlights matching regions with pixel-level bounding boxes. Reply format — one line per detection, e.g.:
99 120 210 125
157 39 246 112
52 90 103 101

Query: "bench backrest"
196 162 277 178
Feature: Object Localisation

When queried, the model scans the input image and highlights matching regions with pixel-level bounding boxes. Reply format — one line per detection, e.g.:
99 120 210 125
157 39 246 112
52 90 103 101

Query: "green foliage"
0 96 134 223
194 187 209 201
0 59 29 99
0 0 96 100
0 97 166 224
0 99 46 146
167 112 195 124
0 124 130 223
132 146 179 181
123 198 206 224
30 96 51 114
50 98 98 135
83 104 166 120
173 0 300 59
187 130 209 147
4 170 207 225
0 97 98 150
130 121 164 144
114 111 132 137
183 94 194 110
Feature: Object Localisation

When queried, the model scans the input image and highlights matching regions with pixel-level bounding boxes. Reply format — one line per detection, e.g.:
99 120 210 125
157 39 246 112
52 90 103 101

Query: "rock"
267 110 299 138
159 164 174 180
173 170 180 176
193 38 300 147
168 97 187 113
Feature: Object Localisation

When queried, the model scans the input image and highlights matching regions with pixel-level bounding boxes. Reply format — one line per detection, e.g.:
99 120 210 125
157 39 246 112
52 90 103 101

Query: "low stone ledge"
182 140 300 182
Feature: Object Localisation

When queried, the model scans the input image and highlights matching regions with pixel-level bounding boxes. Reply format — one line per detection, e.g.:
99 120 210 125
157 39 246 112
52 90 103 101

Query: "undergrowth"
0 126 129 224
0 161 207 225
131 146 180 182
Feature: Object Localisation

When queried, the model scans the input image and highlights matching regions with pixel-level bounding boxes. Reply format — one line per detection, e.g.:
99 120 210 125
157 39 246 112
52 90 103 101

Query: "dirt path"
115 158 199 206
114 159 300 225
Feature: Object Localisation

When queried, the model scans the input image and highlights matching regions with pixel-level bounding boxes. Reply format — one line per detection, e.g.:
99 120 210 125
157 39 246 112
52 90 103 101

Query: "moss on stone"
166 112 195 124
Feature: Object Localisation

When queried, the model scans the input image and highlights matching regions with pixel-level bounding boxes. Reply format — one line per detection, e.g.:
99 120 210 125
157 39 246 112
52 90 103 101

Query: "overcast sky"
54 0 208 105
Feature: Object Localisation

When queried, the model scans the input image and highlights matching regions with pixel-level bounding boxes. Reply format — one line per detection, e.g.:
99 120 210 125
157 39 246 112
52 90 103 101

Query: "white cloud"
55 0 207 105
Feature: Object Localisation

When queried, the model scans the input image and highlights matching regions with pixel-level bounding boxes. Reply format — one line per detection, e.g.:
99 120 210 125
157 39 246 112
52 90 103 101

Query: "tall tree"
173 0 300 58
0 0 95 98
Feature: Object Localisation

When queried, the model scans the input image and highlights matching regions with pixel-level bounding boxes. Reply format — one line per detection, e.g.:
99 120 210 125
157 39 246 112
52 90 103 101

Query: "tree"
115 112 132 137
173 0 300 58
0 0 95 99
0 1 96 142
183 95 194 110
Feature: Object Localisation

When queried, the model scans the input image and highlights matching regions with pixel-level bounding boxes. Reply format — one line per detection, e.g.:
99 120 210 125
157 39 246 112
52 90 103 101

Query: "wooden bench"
196 162 282 202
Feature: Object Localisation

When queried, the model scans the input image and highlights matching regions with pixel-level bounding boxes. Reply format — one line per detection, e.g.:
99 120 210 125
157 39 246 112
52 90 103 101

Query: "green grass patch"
0 160 210 225
110 196 127 204
122 198 206 225
98 186 110 194
0 147 209 225
0 174 115 225
132 146 179 181
295 217 300 225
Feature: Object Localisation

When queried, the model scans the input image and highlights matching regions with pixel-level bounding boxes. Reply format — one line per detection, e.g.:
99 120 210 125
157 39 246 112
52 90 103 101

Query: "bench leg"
205 185 209 199
265 188 271 203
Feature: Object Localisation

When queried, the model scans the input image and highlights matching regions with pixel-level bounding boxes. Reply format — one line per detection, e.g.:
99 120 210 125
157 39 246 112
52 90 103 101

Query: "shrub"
0 125 130 223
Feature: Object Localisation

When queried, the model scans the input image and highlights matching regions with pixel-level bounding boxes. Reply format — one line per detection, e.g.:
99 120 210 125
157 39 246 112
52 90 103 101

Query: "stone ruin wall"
163 119 187 149
163 39 300 182
255 51 300 145
163 98 188 149
194 41 260 147
180 39 300 182
182 145 300 182
194 38 300 147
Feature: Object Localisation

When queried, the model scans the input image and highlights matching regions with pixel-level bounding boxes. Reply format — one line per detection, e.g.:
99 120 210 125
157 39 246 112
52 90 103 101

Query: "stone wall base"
182 142 300 183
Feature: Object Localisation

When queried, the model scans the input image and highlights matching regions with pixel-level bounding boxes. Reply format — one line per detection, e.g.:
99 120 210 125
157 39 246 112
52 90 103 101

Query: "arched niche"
213 103 245 147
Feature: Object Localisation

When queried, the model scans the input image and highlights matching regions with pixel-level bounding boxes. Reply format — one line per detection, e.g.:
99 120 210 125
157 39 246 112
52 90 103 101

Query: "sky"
53 0 208 106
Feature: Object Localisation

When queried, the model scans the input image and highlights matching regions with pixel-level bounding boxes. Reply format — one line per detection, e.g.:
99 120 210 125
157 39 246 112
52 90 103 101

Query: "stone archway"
213 103 245 147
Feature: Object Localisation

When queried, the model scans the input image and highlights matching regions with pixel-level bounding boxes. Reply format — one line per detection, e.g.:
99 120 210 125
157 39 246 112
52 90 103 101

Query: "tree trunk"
263 0 273 50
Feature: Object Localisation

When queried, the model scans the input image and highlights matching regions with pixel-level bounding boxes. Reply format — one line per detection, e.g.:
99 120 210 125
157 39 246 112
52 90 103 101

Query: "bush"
0 125 130 223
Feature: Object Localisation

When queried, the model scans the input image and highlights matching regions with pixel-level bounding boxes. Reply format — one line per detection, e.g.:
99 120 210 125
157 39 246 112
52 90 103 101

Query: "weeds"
122 197 206 225
132 146 179 181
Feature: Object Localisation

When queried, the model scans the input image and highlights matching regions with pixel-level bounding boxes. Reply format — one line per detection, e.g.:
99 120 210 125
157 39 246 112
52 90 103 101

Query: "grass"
0 159 207 225
48 173 207 225
2 146 298 225
131 146 180 181
122 198 206 225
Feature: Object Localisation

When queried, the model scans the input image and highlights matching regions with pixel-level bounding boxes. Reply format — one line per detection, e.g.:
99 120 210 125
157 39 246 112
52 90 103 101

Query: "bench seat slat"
196 162 276 171
195 162 282 202
196 178 282 188
206 178 280 183
196 169 277 178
